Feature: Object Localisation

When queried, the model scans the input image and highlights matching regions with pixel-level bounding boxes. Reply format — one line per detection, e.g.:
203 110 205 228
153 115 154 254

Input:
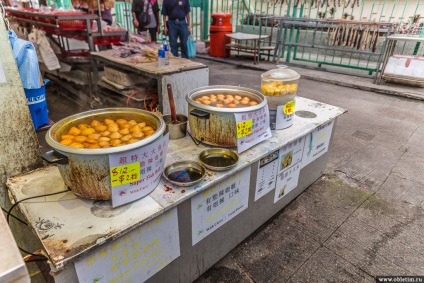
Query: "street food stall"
1 4 347 281
4 72 346 282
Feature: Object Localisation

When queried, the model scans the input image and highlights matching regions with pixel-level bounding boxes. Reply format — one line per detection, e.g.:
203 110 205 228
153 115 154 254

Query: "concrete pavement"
194 58 424 283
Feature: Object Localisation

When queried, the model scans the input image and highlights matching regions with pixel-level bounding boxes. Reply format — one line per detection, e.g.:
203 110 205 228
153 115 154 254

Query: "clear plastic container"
260 65 300 109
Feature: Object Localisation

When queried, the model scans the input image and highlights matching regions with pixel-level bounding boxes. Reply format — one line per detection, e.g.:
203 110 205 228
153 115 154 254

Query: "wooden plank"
91 50 207 76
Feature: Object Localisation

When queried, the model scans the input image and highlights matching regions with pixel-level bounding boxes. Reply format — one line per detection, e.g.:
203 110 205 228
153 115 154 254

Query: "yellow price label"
110 162 140 187
283 101 295 115
236 119 252 138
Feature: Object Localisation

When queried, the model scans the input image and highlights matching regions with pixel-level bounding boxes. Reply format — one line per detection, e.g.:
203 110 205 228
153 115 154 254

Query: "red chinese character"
148 158 153 164
119 157 127 164
131 154 138 162
140 161 146 167
142 152 148 159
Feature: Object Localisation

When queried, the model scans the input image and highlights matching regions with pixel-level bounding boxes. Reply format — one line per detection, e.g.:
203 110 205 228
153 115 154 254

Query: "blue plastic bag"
8 30 41 89
187 35 196 58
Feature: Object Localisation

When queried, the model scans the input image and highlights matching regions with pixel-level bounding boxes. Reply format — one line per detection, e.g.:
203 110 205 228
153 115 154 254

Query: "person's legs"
179 21 189 59
149 28 157 42
167 21 179 57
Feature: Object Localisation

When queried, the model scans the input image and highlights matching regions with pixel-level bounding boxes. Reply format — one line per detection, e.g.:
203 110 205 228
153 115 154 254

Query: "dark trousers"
138 27 157 42
167 19 189 59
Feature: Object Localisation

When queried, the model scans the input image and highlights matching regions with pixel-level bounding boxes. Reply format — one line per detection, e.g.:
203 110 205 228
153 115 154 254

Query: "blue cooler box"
24 79 49 130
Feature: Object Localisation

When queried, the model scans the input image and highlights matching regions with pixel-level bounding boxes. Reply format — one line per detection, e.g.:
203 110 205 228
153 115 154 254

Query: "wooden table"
91 50 209 116
225 32 273 65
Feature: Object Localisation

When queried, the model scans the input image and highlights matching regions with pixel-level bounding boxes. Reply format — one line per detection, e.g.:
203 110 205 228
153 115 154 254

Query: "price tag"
236 119 252 138
234 105 272 153
283 101 295 115
110 162 141 187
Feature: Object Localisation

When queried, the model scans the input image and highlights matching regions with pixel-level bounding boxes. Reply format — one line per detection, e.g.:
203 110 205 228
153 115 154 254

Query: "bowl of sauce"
198 148 239 171
163 161 206 187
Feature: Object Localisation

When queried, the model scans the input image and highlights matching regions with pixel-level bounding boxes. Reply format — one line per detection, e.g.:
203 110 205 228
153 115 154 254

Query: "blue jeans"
167 19 189 59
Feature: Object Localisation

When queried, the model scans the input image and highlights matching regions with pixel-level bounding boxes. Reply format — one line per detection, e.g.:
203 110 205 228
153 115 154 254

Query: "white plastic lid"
261 65 300 81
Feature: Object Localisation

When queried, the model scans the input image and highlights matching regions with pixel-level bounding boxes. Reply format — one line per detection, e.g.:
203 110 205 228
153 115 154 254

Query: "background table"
225 32 272 64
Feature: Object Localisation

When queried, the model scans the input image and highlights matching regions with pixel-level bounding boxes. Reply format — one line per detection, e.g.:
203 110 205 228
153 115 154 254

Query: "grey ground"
30 56 424 282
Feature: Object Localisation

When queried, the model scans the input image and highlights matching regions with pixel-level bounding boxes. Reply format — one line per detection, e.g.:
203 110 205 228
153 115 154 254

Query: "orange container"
210 13 232 58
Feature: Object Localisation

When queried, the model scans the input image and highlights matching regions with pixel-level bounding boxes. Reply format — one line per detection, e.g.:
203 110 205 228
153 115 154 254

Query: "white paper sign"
75 208 180 283
234 105 272 153
191 166 251 245
278 136 306 174
301 121 334 168
109 133 169 207
274 161 301 203
275 101 295 130
254 150 279 201
0 57 6 84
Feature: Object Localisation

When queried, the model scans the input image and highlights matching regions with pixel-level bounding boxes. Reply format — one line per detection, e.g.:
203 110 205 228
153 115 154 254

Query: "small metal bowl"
198 148 239 171
163 161 206 187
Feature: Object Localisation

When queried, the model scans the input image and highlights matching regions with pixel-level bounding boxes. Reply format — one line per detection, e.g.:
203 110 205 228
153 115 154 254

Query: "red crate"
54 12 93 31
92 35 122 46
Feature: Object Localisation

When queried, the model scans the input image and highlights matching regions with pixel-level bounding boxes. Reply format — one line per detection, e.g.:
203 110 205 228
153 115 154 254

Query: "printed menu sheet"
301 121 334 168
254 150 279 201
234 105 272 153
109 133 169 207
274 136 306 203
75 208 180 283
191 167 251 245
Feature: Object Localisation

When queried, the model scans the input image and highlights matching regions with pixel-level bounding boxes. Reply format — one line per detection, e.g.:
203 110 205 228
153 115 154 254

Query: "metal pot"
44 108 166 200
186 86 267 147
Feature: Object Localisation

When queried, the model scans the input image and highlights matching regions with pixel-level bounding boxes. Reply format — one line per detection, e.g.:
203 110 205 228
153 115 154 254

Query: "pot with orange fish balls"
44 108 166 200
187 86 268 147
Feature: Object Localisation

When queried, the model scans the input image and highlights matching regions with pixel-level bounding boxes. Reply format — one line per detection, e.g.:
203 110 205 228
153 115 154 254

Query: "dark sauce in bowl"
167 168 203 183
201 154 236 167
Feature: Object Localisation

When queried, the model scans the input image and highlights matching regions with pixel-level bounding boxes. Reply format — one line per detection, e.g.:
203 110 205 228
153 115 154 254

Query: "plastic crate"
54 12 93 31
92 34 122 46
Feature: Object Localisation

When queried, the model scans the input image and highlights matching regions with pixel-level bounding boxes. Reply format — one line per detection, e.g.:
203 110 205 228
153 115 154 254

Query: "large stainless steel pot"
45 108 166 200
187 86 268 147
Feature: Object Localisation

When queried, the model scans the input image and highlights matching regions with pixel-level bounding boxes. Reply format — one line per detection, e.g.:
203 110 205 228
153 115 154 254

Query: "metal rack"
5 8 126 51
260 17 393 77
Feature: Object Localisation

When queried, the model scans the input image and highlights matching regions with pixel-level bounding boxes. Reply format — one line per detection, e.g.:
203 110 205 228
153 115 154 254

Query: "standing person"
162 0 191 59
132 0 160 42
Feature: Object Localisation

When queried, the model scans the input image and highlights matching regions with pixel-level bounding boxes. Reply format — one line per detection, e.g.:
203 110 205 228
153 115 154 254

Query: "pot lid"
261 65 300 81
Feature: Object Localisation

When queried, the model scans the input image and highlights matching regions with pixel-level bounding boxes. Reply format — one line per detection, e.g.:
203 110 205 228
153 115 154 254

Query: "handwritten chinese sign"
109 133 169 207
191 166 251 245
301 121 334 168
75 208 180 283
275 100 296 130
236 119 252 138
110 163 140 187
234 105 272 153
